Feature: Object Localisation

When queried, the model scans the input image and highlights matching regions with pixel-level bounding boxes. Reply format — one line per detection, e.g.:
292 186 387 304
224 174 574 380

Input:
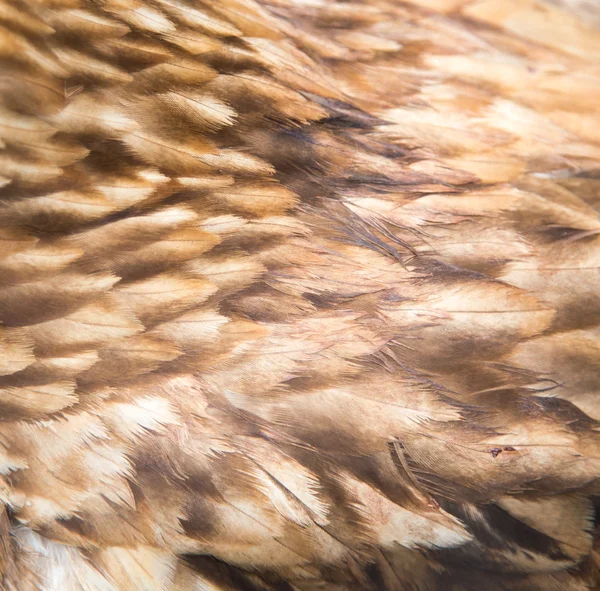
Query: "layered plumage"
0 0 599 589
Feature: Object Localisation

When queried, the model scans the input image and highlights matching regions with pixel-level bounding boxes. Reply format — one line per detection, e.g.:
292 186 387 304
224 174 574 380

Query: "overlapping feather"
0 0 599 590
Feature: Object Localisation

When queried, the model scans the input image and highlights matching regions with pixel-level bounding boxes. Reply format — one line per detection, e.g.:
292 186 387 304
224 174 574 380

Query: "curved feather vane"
0 0 599 589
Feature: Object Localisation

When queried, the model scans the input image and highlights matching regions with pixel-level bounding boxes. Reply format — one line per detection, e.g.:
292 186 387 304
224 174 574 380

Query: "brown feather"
0 0 599 590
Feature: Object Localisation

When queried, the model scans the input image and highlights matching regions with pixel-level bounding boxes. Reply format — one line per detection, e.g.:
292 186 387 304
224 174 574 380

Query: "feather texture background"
0 0 599 589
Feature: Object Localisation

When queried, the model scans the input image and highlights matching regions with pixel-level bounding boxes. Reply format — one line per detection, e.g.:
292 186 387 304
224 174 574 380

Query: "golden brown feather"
0 0 599 589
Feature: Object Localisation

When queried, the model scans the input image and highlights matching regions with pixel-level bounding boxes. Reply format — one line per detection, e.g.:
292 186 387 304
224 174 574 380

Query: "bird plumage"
0 0 599 589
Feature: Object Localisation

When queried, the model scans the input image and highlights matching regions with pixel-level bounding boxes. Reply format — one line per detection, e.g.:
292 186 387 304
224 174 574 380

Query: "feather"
155 0 242 37
0 0 599 590
44 9 131 38
153 93 237 131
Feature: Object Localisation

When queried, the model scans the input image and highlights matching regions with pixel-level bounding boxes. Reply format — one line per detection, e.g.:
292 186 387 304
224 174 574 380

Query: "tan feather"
1 0 599 590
